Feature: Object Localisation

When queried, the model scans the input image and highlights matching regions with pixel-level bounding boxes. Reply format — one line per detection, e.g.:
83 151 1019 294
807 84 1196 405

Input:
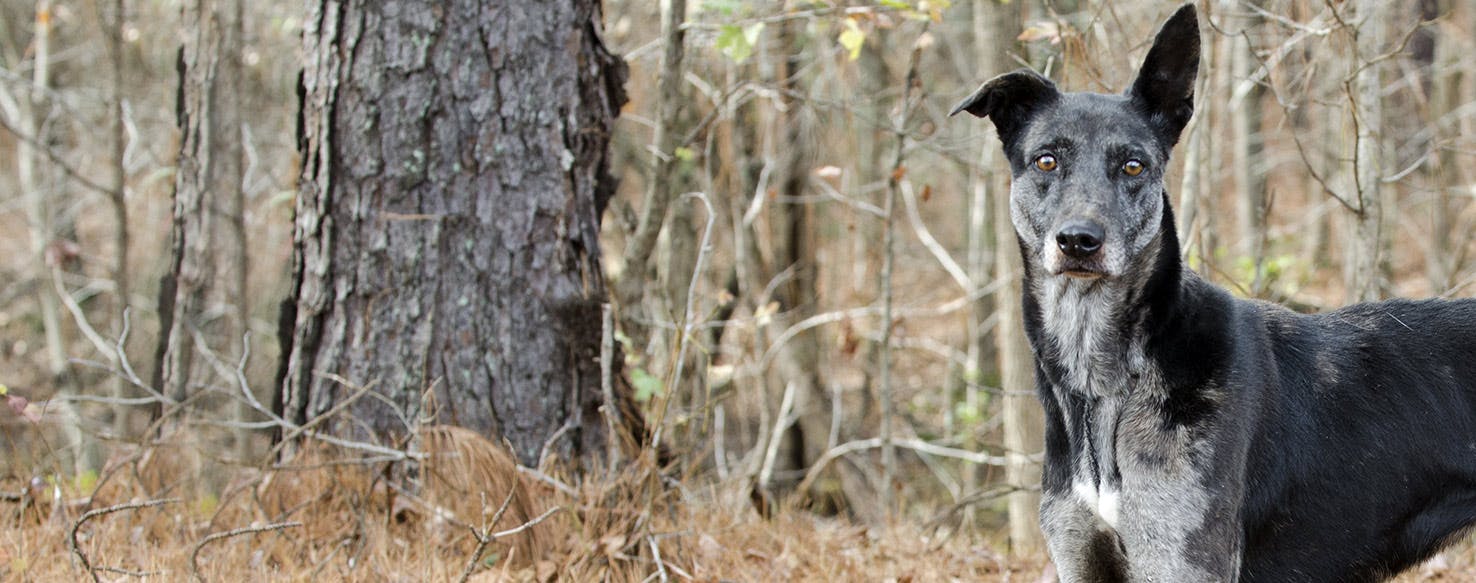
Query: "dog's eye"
1034 154 1058 172
1122 159 1145 176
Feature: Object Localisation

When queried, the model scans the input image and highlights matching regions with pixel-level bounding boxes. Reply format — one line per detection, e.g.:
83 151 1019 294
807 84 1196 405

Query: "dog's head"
953 4 1198 281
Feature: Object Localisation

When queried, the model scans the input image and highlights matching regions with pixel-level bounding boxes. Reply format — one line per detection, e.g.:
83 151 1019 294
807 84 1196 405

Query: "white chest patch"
1073 480 1122 529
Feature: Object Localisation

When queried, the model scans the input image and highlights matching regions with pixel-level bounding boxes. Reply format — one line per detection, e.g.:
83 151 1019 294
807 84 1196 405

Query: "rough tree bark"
158 0 249 452
278 0 636 466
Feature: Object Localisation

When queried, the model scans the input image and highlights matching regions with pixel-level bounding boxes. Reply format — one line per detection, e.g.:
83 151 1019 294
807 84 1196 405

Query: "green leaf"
880 0 911 9
839 19 866 61
702 0 744 16
74 470 98 495
674 146 696 162
953 402 982 425
631 368 664 402
717 22 765 63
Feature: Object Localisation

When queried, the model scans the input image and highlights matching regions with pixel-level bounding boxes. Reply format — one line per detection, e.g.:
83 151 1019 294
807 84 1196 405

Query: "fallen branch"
69 498 180 583
455 506 563 583
190 521 303 582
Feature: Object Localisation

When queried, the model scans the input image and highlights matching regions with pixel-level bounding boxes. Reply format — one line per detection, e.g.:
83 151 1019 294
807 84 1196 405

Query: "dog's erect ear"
950 69 1059 142
1128 4 1199 144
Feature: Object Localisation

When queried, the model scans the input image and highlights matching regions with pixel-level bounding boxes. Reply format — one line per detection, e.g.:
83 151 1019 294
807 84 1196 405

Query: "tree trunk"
96 0 133 440
1229 1 1267 293
985 0 1041 555
757 3 834 504
159 0 248 453
1426 0 1459 294
278 0 635 467
9 0 103 474
1349 0 1386 303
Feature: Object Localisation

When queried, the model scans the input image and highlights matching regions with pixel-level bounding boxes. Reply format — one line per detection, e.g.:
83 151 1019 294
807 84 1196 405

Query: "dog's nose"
1056 221 1104 259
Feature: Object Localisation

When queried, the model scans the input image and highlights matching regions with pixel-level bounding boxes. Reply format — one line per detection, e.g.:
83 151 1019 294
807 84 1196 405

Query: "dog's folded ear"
1128 4 1199 145
950 69 1059 140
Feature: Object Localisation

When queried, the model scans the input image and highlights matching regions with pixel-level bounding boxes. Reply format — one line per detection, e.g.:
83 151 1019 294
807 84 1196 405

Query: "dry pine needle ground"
0 427 1469 581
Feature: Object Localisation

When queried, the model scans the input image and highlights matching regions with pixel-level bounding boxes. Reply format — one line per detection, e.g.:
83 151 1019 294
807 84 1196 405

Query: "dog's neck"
1022 196 1185 399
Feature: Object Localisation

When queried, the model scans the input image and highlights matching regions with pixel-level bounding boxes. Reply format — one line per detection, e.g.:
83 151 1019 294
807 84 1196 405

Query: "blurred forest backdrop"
2 0 1476 580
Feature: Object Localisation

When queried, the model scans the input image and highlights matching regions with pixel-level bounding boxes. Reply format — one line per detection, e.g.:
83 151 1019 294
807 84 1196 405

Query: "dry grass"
0 425 1034 582
0 425 1472 582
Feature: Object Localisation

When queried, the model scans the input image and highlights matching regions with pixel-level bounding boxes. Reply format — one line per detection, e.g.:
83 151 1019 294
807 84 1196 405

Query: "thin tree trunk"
617 0 687 361
1427 0 1458 294
964 0 1021 534
767 3 835 508
278 0 637 466
989 0 1041 554
160 0 247 451
16 0 103 474
1349 0 1385 303
21 0 65 400
1229 1 1267 292
91 0 133 439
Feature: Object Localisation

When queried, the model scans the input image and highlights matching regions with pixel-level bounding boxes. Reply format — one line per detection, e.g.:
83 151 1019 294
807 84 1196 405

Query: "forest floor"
1 426 1474 581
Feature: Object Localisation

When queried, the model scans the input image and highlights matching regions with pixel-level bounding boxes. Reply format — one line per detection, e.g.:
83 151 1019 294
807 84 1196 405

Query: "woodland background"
0 0 1474 580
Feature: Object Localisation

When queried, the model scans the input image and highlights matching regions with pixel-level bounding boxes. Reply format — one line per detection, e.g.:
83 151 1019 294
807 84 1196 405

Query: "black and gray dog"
953 4 1476 582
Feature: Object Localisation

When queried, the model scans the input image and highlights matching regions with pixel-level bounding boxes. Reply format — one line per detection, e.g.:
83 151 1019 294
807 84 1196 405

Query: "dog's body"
954 5 1476 582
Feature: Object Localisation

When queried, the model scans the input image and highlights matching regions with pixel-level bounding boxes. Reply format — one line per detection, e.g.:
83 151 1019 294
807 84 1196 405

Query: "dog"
952 4 1476 582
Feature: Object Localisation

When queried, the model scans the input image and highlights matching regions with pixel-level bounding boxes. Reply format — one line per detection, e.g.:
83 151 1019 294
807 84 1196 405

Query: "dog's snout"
1056 221 1105 259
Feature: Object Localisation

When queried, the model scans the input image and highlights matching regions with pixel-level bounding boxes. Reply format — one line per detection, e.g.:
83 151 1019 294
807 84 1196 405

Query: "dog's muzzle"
1053 220 1107 278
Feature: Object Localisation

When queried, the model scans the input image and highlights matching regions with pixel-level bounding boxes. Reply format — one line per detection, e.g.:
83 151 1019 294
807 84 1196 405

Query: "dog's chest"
1039 280 1145 397
1067 386 1208 535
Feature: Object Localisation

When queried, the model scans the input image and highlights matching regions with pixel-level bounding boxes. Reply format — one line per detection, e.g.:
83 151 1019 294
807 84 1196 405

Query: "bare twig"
795 437 1024 496
190 521 303 582
900 180 972 291
69 498 180 583
650 192 717 453
95 566 160 578
454 507 562 583
648 535 669 582
189 332 419 462
756 381 797 491
456 489 518 583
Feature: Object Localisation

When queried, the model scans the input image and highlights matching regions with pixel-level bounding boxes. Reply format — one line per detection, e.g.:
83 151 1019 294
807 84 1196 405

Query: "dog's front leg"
1115 459 1245 582
1041 491 1129 583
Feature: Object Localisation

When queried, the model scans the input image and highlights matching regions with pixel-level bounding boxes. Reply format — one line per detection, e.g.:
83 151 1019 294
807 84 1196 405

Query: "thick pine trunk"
279 0 632 466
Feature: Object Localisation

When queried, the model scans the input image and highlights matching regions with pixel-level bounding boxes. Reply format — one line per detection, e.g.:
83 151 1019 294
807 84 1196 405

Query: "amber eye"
1034 154 1058 172
1122 159 1145 176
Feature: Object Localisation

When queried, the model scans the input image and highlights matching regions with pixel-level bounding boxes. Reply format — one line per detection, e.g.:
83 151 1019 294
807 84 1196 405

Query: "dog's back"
1239 296 1476 580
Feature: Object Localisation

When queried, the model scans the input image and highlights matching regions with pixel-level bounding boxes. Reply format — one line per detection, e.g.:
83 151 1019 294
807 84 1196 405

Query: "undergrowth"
0 426 1049 582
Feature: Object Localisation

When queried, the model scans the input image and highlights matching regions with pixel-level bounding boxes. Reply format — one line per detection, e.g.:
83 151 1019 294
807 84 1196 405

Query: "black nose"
1056 221 1104 259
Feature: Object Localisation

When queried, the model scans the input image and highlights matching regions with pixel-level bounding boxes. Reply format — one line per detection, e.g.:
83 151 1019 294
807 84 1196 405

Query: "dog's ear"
1128 4 1199 144
950 69 1059 142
